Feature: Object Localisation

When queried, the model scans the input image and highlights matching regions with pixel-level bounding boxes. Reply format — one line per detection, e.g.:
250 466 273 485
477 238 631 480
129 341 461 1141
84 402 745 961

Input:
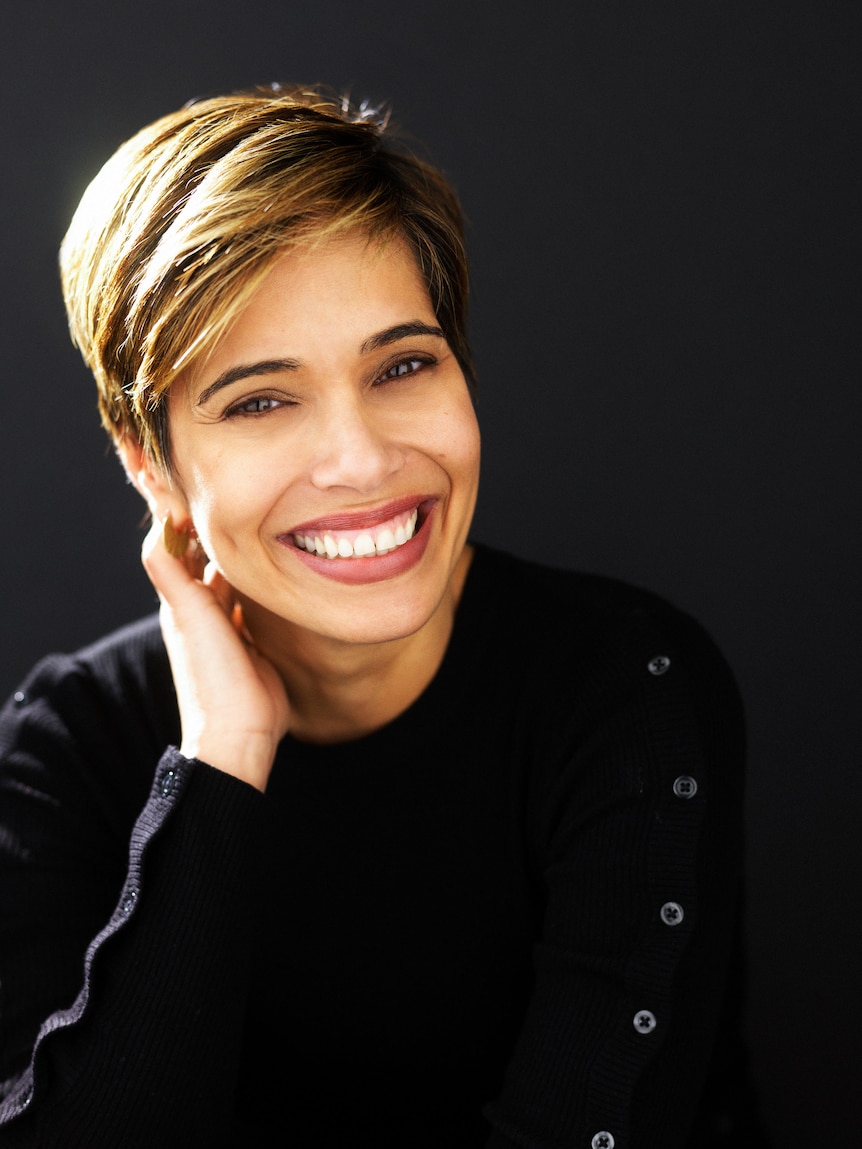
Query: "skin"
119 230 481 791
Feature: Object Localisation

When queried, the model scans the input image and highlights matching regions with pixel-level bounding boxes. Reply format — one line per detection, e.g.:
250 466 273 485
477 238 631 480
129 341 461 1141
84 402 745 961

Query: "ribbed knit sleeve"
483 602 745 1149
0 629 268 1148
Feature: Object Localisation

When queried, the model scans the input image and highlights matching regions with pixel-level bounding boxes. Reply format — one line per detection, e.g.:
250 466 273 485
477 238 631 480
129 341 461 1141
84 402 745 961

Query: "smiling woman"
129 231 480 746
0 85 767 1147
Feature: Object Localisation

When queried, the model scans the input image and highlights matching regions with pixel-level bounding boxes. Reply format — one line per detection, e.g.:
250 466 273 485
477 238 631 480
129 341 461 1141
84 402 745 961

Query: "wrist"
181 732 278 793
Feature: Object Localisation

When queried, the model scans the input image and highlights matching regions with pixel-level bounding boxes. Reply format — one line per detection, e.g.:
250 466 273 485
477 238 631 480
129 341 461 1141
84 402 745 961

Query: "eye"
374 355 433 386
224 394 293 418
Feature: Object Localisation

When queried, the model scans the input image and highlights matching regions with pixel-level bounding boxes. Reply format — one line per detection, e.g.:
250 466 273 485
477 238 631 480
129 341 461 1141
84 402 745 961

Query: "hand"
141 519 291 792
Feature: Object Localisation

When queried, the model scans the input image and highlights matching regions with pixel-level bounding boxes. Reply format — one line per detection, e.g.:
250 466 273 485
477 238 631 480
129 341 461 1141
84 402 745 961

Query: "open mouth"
289 501 429 560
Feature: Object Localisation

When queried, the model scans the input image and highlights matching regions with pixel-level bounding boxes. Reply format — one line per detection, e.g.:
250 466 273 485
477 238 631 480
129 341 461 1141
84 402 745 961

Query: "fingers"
202 562 237 615
142 519 248 673
141 516 209 606
205 569 252 641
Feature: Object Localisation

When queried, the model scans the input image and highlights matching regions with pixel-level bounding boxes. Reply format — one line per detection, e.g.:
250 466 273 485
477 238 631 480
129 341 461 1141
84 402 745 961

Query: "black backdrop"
1 2 859 1143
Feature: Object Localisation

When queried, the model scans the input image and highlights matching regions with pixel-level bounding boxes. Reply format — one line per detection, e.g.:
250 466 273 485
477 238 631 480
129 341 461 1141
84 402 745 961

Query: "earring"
162 512 194 559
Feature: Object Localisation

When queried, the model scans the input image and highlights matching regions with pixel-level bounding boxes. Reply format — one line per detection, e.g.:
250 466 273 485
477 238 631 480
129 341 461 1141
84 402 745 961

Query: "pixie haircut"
59 84 475 466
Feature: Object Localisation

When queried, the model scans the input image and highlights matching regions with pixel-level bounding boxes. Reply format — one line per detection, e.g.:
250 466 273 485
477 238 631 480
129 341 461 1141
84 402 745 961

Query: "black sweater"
0 545 759 1147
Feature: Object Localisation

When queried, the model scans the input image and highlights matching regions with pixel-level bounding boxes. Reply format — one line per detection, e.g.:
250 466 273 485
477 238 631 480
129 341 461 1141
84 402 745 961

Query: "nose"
308 400 405 493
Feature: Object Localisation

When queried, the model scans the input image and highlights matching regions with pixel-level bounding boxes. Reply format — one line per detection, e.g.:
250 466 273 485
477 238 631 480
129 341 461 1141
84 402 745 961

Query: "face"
163 231 480 650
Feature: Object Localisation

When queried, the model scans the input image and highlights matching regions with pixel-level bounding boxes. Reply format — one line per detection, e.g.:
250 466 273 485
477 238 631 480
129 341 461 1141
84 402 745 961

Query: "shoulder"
468 543 741 707
0 614 177 772
470 541 690 621
4 614 167 710
468 547 747 876
464 545 745 813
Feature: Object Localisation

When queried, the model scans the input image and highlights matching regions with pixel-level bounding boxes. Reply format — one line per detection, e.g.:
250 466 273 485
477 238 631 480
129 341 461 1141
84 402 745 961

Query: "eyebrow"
360 321 445 354
195 321 446 407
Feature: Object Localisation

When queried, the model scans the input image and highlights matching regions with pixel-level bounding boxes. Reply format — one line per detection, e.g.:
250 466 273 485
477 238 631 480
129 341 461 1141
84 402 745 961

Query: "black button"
647 655 671 676
592 1134 615 1149
121 889 138 915
160 769 176 796
673 775 698 799
633 1009 657 1034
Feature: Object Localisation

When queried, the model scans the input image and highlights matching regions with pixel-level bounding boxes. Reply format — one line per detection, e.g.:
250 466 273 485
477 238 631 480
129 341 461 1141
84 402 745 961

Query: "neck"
243 545 473 744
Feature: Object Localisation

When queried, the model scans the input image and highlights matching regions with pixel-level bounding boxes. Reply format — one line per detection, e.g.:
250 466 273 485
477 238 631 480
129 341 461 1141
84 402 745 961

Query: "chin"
312 577 451 647
237 555 454 652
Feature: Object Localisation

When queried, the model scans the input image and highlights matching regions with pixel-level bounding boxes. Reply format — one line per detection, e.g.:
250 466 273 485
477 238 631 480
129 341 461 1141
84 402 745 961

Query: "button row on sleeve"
635 649 691 1135
647 655 700 800
613 646 670 1148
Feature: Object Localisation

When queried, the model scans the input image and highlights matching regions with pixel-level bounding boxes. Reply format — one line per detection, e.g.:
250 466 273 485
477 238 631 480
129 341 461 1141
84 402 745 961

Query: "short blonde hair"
60 84 475 466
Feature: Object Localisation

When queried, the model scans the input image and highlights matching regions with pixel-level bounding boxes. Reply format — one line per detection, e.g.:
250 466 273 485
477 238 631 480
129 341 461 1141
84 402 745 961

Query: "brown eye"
226 395 292 418
374 356 432 386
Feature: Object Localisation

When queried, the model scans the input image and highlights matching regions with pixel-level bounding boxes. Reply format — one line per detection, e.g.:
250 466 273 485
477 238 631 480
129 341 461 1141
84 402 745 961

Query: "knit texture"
0 545 759 1147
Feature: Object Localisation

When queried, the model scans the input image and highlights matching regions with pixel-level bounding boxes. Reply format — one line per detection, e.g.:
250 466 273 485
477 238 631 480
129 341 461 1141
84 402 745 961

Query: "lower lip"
279 500 436 585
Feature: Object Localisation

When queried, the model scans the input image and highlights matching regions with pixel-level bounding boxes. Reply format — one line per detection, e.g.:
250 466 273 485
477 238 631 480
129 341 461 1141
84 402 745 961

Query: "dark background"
1 2 858 1142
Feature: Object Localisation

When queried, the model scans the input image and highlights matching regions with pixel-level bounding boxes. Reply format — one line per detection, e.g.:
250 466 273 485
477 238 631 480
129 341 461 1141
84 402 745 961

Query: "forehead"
202 232 433 367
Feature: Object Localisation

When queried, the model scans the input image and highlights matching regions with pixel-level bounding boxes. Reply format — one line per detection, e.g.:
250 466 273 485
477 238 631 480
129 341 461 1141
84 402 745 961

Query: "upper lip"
285 495 433 536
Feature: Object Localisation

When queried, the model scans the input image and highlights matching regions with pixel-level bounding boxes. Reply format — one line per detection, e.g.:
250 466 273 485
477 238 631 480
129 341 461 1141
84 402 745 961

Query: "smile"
291 505 420 559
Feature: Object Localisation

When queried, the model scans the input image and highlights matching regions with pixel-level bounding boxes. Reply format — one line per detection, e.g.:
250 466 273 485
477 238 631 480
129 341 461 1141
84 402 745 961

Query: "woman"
0 85 760 1147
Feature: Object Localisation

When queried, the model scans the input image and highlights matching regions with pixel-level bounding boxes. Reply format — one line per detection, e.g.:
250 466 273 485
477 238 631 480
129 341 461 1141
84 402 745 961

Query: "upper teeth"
293 508 419 559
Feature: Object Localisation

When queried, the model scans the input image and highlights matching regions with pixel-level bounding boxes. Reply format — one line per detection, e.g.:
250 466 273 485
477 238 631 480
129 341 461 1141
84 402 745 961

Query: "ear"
115 436 189 524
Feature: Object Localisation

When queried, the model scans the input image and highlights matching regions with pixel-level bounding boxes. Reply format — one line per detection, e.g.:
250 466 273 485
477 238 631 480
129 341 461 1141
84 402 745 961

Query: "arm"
484 604 746 1148
0 657 270 1146
0 522 290 1147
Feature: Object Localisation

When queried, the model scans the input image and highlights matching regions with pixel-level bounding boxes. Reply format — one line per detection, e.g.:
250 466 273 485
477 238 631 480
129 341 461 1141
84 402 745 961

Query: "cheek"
435 402 481 482
182 457 272 550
